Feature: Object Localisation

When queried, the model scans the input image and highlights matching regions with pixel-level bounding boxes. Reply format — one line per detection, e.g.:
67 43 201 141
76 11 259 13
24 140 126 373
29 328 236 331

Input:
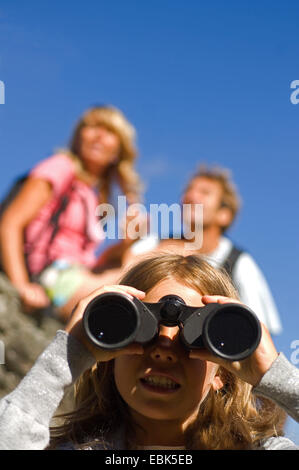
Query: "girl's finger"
201 295 241 305
78 284 146 311
114 285 146 298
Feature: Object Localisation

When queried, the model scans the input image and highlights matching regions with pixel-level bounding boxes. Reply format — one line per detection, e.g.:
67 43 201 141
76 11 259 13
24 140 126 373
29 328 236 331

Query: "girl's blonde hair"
67 105 143 203
50 254 285 450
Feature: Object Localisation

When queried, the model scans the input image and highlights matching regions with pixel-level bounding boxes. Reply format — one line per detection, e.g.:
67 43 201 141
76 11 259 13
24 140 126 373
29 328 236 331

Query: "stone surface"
0 273 74 413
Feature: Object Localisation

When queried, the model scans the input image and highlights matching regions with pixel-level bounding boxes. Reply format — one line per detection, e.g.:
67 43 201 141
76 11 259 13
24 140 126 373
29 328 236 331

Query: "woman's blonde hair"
68 105 143 203
50 254 285 450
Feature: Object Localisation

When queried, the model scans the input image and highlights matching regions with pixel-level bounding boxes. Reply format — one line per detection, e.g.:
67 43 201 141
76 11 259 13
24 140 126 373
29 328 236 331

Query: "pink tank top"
25 153 105 275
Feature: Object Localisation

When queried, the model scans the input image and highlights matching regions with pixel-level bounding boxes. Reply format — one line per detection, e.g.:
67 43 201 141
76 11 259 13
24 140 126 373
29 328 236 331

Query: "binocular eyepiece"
83 292 262 361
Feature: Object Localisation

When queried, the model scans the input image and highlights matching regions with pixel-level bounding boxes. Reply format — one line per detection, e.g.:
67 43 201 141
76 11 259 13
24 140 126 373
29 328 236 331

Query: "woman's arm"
0 177 53 309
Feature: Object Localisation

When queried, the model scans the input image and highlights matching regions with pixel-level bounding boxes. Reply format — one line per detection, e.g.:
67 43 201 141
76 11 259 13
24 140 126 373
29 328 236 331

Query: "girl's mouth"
140 375 181 394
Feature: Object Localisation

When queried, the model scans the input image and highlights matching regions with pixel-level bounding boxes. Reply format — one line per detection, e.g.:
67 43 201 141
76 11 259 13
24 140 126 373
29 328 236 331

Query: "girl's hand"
65 284 146 362
189 295 279 387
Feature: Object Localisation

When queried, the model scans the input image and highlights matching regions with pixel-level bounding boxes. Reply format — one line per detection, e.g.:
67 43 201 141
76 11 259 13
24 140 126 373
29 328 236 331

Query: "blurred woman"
0 105 143 319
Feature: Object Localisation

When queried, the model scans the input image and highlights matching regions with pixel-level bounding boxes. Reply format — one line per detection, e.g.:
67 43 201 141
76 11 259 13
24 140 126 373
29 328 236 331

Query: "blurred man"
123 165 282 335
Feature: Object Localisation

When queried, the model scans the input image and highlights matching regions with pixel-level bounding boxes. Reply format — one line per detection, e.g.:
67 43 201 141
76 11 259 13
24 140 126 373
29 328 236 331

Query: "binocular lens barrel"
83 293 261 360
84 294 139 348
202 304 261 360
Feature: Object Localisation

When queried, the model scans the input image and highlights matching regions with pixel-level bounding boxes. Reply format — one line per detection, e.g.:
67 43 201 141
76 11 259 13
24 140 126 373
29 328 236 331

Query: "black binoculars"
83 292 262 361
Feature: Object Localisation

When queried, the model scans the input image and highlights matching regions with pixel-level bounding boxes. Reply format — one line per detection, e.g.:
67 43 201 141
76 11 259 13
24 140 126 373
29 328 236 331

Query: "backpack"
221 244 244 296
0 174 28 220
167 229 243 279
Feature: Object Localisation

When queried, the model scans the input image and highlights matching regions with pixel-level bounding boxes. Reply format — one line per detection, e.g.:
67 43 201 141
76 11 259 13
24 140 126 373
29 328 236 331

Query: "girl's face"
114 279 223 427
78 125 121 174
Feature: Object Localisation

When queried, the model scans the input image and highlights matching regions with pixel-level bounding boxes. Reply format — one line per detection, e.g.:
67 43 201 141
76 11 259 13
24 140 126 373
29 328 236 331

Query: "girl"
0 254 298 450
0 105 143 319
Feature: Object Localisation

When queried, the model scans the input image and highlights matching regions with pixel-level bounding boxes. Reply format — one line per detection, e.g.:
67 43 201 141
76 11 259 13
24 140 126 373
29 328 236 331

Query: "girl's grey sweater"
0 330 298 450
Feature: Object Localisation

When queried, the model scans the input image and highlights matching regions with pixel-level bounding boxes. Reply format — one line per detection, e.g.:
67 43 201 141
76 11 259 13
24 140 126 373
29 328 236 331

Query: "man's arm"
232 253 282 335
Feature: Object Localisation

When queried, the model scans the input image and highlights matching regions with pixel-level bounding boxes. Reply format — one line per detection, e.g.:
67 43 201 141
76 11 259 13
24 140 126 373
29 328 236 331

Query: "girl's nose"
149 326 180 363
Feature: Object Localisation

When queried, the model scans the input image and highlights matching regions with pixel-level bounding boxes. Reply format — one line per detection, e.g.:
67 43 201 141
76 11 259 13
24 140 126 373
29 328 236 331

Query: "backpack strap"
35 184 90 273
25 189 73 279
44 187 90 256
222 245 244 278
0 174 28 220
47 193 71 246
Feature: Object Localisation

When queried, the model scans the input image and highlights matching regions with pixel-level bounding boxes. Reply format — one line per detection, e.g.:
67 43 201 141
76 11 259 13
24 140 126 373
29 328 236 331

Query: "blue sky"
0 1 298 443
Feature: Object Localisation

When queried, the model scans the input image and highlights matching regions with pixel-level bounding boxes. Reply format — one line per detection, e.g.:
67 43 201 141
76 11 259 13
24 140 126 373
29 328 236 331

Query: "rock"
0 273 74 413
